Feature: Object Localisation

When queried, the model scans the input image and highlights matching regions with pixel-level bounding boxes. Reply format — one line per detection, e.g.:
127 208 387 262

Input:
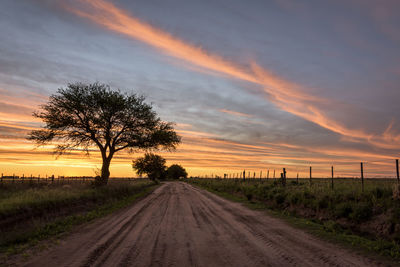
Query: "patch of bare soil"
16 182 386 266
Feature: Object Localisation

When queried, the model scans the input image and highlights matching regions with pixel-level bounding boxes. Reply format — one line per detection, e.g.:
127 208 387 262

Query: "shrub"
323 220 342 233
303 190 315 200
289 192 302 205
246 193 253 201
391 207 400 224
274 193 286 205
317 196 330 210
334 202 353 218
373 187 384 199
351 202 373 222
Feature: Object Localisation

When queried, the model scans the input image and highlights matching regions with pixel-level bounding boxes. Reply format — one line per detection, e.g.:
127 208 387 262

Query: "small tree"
166 164 187 179
132 153 166 180
28 82 180 186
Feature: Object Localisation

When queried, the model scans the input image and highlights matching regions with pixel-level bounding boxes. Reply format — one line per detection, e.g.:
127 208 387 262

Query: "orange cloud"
219 109 253 118
62 0 400 150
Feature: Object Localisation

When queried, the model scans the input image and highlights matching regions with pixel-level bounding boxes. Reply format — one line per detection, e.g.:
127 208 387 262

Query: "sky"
0 0 400 178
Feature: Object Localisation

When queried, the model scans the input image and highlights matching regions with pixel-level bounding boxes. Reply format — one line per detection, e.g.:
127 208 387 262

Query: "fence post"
309 166 312 186
360 162 364 192
282 168 286 186
273 170 276 180
12 174 15 183
260 171 262 180
331 166 334 190
243 170 245 181
396 159 399 184
267 170 269 180
296 173 299 183
52 175 54 183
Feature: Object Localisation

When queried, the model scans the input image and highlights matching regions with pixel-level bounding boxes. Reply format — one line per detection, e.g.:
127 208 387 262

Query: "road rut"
24 182 383 266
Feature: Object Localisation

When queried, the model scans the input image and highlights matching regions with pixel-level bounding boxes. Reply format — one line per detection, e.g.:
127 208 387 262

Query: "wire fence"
0 174 143 185
198 159 400 191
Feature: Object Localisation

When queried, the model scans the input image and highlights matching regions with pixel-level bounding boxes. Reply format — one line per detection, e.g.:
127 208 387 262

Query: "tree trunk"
95 158 111 186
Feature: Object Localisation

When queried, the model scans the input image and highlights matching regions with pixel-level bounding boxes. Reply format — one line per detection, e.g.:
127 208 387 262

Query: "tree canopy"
166 164 188 179
28 82 180 185
132 153 167 180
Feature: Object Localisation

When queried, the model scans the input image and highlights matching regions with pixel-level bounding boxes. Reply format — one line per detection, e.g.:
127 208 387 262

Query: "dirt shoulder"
17 182 387 266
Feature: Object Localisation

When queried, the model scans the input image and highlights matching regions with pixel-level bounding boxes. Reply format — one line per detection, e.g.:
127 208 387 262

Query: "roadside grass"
0 180 159 257
186 178 400 263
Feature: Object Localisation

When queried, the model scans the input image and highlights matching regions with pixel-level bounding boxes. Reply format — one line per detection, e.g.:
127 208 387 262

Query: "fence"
0 174 142 185
199 159 400 191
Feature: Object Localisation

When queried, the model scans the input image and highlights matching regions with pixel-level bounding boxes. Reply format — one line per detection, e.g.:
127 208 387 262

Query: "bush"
390 207 400 224
317 196 330 210
246 193 253 201
323 220 343 233
289 192 302 205
334 202 353 218
274 193 286 205
303 190 315 200
351 202 373 222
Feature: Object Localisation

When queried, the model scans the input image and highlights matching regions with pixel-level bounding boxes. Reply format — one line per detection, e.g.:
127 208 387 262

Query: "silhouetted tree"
166 164 187 179
132 153 167 180
28 82 180 186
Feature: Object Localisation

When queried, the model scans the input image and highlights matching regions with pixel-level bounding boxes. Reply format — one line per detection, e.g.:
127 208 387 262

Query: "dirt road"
24 182 382 266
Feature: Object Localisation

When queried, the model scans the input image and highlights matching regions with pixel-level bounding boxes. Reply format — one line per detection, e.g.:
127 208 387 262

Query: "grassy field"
0 179 158 255
187 178 400 260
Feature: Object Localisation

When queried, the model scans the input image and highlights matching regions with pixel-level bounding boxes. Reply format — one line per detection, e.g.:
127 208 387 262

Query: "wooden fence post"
396 159 399 184
243 170 245 181
331 166 334 189
296 173 299 183
267 170 269 180
309 166 312 186
273 170 276 180
282 168 286 186
360 162 364 192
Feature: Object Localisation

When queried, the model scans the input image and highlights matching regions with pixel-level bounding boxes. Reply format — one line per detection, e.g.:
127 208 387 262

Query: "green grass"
0 180 159 256
186 178 400 263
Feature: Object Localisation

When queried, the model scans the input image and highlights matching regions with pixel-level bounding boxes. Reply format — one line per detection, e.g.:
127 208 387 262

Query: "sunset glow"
0 0 399 178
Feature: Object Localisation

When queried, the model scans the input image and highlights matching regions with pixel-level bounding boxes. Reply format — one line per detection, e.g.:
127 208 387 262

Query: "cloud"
62 0 400 150
219 109 252 118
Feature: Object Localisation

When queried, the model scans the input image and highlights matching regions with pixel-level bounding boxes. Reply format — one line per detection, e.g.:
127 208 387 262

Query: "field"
187 177 400 259
0 179 158 256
